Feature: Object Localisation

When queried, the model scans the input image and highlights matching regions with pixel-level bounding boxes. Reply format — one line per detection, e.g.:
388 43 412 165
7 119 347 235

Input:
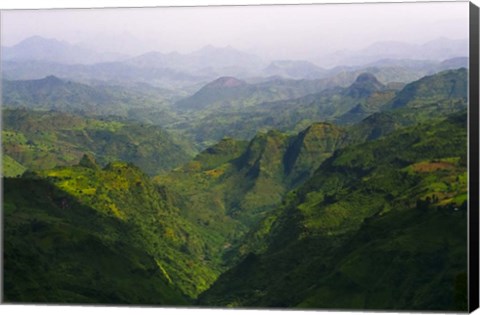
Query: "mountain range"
2 75 174 116
319 37 468 67
167 71 398 145
1 32 470 311
3 68 467 152
1 36 127 64
1 36 469 90
200 111 468 310
126 44 266 78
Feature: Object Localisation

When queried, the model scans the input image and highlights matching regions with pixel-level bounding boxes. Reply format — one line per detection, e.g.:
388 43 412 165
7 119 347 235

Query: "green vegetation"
2 68 469 310
199 112 468 311
31 160 227 298
2 75 172 117
387 68 467 110
2 154 27 177
3 177 188 304
154 122 347 268
175 76 335 112
2 109 194 175
168 72 397 147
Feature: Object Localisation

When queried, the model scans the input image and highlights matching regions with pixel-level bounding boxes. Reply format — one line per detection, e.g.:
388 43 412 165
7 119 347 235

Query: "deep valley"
1 31 470 311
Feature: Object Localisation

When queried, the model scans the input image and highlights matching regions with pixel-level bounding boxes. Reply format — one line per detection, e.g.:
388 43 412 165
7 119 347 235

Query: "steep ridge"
345 112 402 143
252 72 395 127
344 73 386 98
155 123 348 269
174 69 467 147
338 68 467 128
283 122 348 186
199 112 468 310
156 68 468 270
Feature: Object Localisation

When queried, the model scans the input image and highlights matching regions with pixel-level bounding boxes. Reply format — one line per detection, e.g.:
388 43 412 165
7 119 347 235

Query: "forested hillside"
2 27 470 311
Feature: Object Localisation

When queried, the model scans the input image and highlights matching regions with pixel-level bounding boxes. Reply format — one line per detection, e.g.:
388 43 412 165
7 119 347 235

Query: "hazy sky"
1 1 469 60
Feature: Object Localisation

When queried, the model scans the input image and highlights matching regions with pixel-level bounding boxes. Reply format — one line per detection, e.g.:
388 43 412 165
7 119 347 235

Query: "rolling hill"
2 109 194 176
1 75 173 117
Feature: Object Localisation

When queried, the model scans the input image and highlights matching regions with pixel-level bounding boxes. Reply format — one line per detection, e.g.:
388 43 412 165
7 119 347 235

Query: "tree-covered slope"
386 68 467 110
1 65 470 310
2 109 194 175
199 112 468 311
3 176 188 304
339 68 467 144
41 160 228 298
155 123 348 269
383 69 467 125
158 122 348 222
4 157 233 300
345 112 402 143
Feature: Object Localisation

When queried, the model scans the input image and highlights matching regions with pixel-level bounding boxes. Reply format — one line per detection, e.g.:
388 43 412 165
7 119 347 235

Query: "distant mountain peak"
345 73 385 98
4 35 125 65
205 76 247 89
354 73 381 84
43 75 63 83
